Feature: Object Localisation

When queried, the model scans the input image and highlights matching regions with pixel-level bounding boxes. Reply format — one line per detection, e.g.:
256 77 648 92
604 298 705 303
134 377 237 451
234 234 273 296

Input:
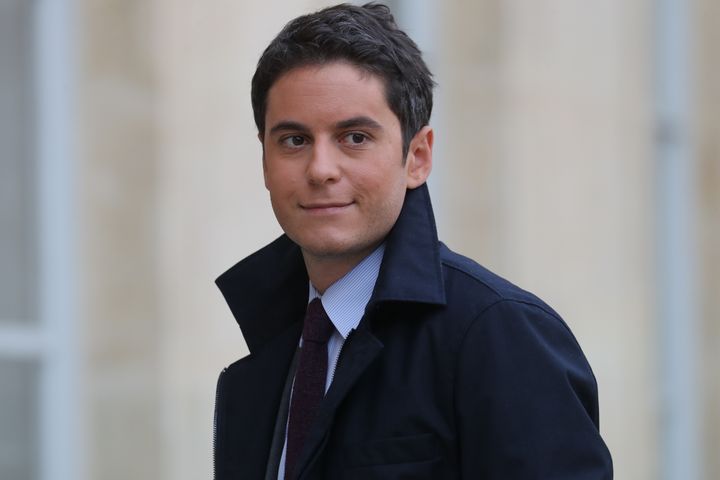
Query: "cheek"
359 172 407 214
266 172 298 197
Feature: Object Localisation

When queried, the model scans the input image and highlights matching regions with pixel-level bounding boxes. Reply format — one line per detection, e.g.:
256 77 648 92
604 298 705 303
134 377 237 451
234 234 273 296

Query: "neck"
302 250 373 294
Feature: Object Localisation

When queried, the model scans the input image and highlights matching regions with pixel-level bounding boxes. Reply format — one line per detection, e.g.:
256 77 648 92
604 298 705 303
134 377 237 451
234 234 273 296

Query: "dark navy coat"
214 184 613 479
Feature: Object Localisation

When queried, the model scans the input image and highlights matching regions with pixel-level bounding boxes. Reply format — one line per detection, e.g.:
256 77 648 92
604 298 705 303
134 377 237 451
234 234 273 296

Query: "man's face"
261 62 431 267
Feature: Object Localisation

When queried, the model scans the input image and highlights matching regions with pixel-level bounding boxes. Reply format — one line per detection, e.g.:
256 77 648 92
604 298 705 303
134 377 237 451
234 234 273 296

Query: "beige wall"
73 1 717 479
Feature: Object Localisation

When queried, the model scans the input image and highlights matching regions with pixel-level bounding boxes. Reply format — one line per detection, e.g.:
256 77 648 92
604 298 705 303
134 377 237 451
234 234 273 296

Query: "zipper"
213 367 227 480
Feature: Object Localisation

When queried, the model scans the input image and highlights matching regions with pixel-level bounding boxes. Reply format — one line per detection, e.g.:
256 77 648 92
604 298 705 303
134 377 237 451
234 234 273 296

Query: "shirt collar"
308 243 385 339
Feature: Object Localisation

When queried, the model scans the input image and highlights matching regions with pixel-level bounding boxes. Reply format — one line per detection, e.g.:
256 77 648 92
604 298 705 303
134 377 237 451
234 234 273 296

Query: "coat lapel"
216 235 308 352
293 327 384 479
216 321 301 479
215 236 308 478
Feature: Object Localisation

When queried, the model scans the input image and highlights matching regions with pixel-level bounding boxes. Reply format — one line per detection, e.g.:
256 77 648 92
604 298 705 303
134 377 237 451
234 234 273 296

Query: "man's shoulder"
437 242 562 322
434 243 588 379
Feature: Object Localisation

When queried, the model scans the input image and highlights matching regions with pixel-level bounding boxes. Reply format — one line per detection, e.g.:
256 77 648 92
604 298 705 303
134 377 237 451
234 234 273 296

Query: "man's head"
256 3 435 291
251 2 434 158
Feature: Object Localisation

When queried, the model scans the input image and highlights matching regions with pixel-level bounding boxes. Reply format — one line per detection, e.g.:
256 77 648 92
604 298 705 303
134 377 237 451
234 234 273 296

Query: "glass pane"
0 359 39 480
0 0 37 323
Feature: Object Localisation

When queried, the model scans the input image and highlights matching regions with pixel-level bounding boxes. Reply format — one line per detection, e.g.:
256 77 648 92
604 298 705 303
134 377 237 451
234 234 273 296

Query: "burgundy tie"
284 298 334 480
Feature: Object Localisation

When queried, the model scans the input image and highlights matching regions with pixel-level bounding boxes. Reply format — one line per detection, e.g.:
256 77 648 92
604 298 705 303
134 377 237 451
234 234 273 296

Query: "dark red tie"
284 298 334 480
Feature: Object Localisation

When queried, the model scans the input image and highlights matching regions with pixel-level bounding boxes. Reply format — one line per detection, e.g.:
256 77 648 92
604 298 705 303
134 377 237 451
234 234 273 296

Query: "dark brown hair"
251 3 435 156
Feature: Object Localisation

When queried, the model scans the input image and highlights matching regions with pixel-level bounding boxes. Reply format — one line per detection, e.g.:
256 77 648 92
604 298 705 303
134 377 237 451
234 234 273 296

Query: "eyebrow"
268 121 309 136
267 116 384 136
335 116 383 131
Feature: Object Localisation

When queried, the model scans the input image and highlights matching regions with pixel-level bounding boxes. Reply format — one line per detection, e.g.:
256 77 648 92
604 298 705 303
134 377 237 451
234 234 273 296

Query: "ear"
405 126 433 189
258 132 269 189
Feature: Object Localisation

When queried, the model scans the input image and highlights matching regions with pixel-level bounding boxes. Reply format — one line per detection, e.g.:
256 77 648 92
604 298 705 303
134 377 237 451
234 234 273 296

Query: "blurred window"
0 1 41 479
0 0 37 324
0 360 40 480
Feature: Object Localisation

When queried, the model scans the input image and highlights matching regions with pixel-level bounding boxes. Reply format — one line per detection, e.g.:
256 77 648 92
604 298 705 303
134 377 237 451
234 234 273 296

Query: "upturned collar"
216 183 446 353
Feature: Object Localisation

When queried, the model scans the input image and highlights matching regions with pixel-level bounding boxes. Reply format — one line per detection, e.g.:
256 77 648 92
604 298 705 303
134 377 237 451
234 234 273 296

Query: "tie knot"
303 298 334 343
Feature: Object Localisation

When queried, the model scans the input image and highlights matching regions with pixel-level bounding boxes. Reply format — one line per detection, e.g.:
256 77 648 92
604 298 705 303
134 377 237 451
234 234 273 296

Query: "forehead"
265 62 397 127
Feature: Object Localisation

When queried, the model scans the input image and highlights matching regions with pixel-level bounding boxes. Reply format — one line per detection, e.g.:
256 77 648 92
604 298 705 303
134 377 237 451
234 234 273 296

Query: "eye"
341 132 369 146
280 135 307 148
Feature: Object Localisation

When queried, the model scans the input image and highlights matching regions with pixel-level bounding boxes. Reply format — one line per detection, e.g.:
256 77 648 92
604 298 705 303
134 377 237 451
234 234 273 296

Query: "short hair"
251 2 435 157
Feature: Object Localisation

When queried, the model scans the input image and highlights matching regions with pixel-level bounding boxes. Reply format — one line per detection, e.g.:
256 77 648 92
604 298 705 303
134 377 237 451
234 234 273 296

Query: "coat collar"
215 183 446 354
370 183 446 307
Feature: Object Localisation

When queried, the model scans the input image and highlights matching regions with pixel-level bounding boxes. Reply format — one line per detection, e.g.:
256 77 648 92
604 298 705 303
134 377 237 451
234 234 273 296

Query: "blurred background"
1 0 717 479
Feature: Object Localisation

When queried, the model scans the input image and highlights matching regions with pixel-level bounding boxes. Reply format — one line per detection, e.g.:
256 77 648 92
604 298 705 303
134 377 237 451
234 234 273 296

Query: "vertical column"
655 0 701 478
36 0 81 479
77 1 162 478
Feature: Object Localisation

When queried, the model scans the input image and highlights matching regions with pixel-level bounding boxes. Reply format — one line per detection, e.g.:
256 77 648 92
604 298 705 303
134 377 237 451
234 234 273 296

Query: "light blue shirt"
277 243 385 479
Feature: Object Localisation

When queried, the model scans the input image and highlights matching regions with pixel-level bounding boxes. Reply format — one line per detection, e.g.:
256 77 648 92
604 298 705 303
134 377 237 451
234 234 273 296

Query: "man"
214 3 613 479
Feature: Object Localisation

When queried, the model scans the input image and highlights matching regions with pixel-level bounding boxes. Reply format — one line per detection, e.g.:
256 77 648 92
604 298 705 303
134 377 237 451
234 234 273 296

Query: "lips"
302 202 352 209
300 201 354 213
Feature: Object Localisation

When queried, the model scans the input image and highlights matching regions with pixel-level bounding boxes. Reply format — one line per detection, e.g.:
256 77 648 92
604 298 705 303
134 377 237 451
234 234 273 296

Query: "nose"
306 138 341 185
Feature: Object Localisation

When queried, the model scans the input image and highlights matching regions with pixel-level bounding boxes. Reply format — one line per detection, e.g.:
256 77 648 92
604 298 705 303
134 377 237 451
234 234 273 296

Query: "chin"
296 236 372 261
300 242 356 259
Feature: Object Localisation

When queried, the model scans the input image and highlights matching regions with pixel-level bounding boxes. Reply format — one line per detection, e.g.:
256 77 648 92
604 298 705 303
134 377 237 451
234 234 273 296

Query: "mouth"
300 201 354 214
